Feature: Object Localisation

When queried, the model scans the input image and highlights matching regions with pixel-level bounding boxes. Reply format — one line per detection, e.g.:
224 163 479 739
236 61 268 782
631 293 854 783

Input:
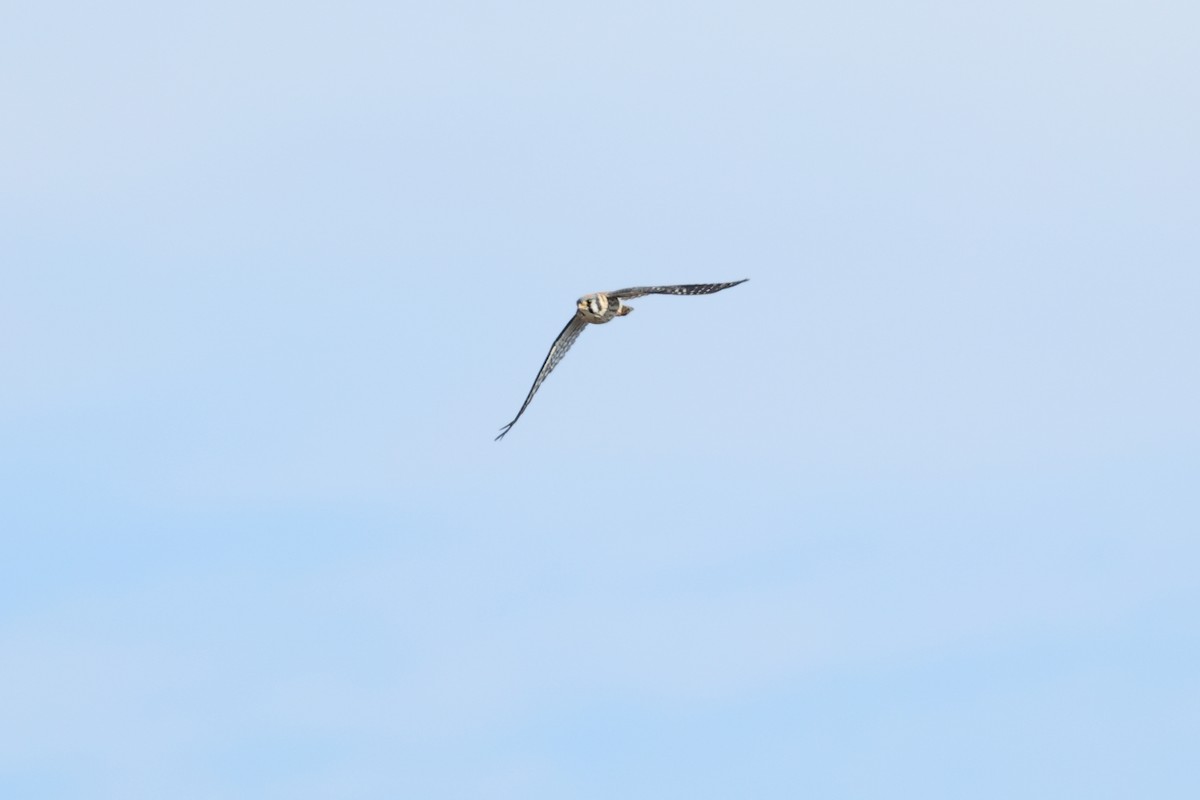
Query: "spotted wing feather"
496 314 589 440
608 279 748 300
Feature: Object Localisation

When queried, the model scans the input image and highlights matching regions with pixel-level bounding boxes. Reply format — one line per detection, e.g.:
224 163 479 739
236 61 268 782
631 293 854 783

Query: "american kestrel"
495 280 748 440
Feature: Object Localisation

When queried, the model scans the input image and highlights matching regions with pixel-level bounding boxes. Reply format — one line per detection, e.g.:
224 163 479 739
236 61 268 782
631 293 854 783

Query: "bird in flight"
495 280 748 440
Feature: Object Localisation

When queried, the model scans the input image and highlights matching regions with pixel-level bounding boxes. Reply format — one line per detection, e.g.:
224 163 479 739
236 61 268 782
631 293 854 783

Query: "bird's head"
577 293 607 318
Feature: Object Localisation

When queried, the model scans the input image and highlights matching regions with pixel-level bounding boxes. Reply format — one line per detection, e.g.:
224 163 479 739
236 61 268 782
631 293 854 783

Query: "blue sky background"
2 1 1198 797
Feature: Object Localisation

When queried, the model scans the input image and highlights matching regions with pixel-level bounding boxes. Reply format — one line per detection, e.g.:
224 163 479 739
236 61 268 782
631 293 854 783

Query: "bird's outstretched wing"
496 314 589 440
608 279 748 300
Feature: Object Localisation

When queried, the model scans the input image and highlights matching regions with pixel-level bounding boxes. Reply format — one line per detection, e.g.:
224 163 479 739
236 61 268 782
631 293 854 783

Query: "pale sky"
2 1 1198 797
